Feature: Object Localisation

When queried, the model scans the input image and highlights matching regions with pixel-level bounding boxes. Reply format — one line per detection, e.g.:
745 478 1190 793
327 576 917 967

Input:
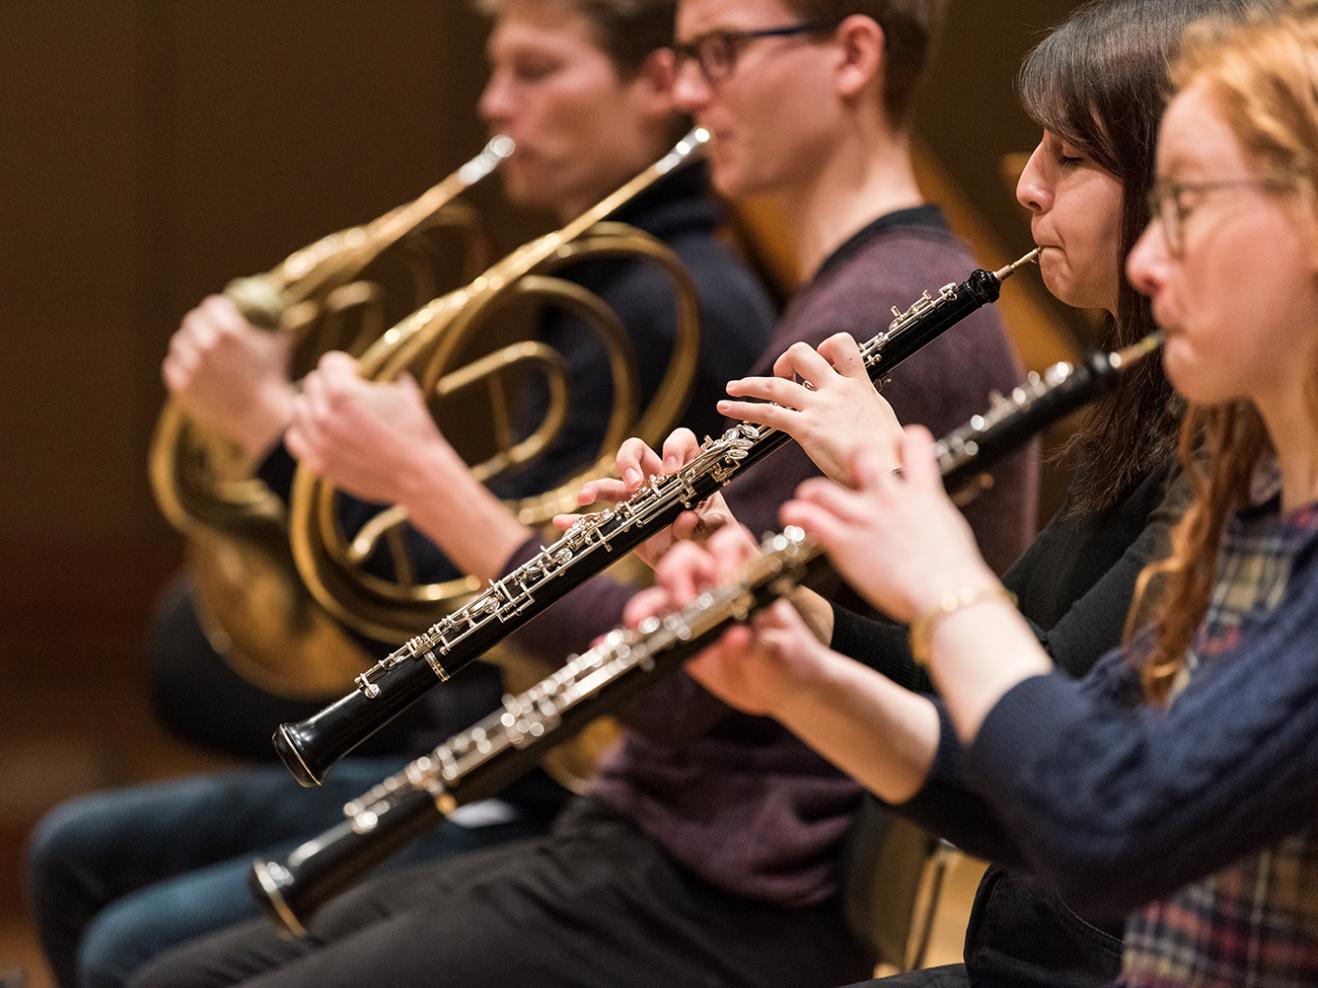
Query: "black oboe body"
251 553 808 933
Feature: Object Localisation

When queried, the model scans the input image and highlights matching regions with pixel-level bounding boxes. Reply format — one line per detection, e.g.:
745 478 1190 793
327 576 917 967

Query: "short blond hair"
474 0 676 77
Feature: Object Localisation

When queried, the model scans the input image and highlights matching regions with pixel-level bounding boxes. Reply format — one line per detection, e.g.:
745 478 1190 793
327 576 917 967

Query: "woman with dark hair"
627 0 1273 984
1011 0 1183 514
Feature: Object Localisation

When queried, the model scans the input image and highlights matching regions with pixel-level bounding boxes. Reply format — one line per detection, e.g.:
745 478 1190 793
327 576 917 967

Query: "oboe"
273 250 1041 787
251 332 1161 935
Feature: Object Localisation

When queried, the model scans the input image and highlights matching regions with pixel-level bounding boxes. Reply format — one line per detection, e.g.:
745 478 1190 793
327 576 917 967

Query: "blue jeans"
26 760 562 988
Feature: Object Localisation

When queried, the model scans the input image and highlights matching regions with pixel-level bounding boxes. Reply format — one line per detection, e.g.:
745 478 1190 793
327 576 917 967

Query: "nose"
671 54 712 115
1126 219 1169 299
478 69 515 127
1015 142 1051 216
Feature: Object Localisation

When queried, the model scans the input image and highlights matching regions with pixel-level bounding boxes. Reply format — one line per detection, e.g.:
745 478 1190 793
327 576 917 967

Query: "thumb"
397 372 425 402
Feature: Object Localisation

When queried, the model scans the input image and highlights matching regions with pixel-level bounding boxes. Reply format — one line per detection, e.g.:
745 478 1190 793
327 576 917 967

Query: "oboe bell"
251 784 444 937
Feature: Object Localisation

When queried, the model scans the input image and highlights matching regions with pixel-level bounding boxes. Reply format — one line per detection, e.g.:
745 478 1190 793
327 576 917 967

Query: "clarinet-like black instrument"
251 332 1162 934
273 250 1041 787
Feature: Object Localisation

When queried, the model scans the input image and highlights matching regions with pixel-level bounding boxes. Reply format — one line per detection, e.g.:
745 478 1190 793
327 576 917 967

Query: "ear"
1305 193 1318 277
833 14 885 105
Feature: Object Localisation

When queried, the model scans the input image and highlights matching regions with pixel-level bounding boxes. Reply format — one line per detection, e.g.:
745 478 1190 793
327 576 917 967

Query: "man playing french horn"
27 3 776 987
128 1 1033 987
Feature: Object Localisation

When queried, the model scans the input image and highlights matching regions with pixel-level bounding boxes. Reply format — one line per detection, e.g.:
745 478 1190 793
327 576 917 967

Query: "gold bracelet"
909 585 1017 666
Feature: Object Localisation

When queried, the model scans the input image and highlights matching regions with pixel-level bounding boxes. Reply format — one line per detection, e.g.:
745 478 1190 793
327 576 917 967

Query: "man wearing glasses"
132 4 1033 987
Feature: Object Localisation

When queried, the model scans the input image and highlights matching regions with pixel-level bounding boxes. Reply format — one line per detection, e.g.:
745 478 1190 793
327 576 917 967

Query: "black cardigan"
830 460 1188 690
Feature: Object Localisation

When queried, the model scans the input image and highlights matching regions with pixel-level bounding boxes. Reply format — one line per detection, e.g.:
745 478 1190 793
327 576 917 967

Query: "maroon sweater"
503 206 1037 906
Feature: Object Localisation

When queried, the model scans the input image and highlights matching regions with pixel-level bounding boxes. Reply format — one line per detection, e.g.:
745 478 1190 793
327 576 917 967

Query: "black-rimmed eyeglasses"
672 21 840 84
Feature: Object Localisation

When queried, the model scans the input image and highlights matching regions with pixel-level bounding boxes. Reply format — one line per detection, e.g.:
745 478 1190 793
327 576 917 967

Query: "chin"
1162 342 1219 406
1040 260 1109 312
707 160 746 200
1037 259 1075 307
498 173 534 208
507 187 556 213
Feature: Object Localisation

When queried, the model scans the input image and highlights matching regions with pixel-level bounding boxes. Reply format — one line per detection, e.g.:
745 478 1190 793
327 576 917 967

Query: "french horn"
150 127 707 793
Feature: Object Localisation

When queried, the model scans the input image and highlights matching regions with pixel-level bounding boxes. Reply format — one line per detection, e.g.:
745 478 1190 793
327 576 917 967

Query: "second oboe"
250 333 1161 935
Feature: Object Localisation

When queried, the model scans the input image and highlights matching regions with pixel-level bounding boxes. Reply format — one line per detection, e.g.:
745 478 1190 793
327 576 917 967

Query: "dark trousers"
960 869 1122 988
848 966 968 987
852 869 1123 988
130 798 874 988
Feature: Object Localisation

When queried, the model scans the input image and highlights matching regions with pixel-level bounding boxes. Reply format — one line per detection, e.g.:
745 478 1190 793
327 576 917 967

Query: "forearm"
395 441 533 584
775 654 941 805
968 577 1318 915
230 386 296 462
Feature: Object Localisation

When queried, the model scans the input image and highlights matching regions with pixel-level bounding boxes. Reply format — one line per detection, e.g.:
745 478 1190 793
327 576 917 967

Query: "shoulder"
580 228 763 316
666 226 775 310
778 226 986 351
820 224 976 303
654 225 778 357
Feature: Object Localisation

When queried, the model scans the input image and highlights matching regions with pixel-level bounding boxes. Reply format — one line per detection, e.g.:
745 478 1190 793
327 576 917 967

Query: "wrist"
905 560 997 619
396 437 468 516
400 440 532 582
773 643 850 723
789 587 834 645
909 581 1016 667
235 385 296 460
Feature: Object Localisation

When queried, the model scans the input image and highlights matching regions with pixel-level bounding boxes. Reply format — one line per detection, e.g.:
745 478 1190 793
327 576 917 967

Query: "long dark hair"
1016 0 1276 512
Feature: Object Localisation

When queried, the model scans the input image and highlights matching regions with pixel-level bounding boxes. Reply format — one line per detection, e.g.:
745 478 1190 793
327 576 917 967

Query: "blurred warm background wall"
1 1 1085 981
